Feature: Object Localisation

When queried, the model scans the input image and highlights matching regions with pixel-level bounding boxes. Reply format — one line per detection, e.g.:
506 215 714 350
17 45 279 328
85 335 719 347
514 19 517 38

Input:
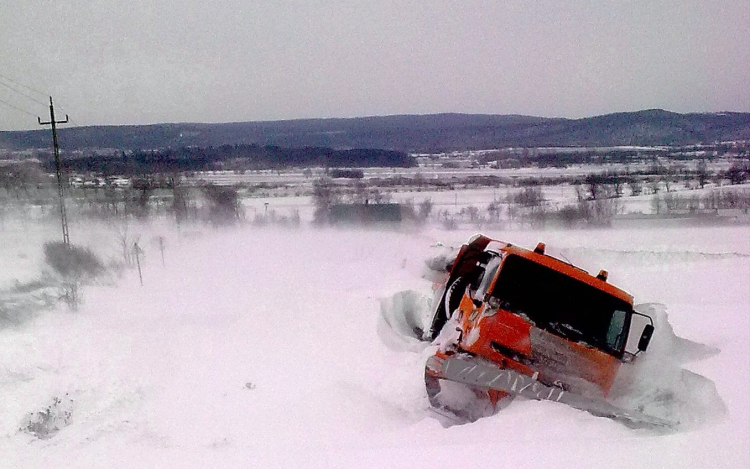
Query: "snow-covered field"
1 216 748 468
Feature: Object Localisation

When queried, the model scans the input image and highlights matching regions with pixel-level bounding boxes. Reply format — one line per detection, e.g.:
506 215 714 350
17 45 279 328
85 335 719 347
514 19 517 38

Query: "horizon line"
3 108 750 133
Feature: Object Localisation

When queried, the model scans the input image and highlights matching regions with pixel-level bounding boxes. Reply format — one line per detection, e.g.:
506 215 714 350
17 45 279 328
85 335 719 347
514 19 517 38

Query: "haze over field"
1 1 749 130
0 216 748 468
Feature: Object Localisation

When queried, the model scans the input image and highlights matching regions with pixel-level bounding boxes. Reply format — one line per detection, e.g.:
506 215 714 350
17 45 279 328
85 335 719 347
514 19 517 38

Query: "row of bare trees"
652 189 750 215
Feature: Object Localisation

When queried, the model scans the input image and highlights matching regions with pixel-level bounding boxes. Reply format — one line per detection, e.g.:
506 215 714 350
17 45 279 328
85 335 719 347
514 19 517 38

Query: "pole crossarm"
38 115 69 125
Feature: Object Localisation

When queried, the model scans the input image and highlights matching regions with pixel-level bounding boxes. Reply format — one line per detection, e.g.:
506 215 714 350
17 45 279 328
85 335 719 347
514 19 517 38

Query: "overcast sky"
0 0 748 130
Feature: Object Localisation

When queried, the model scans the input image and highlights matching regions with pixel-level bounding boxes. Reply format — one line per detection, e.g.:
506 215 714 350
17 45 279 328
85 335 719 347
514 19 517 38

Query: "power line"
0 80 48 108
0 74 80 128
0 96 39 118
53 103 80 127
0 72 49 100
0 74 82 127
0 93 80 129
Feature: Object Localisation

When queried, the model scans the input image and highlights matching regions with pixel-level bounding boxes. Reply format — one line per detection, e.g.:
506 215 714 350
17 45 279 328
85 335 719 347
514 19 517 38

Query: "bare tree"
115 224 138 267
628 178 643 196
506 200 519 228
649 180 661 195
515 186 545 209
584 173 604 200
126 186 153 219
576 198 620 227
726 162 749 185
651 194 664 215
418 198 434 222
368 187 391 204
487 201 502 222
662 191 677 213
172 186 191 225
664 179 673 193
611 175 624 198
462 206 479 222
697 160 709 189
507 187 546 227
312 178 339 224
350 179 368 204
203 184 242 225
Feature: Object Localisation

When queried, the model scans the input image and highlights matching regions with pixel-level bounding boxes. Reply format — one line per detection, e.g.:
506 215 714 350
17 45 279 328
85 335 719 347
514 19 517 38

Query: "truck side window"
606 310 628 352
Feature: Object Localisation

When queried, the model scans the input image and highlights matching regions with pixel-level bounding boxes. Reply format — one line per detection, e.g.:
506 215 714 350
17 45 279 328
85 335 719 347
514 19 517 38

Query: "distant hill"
1 110 749 153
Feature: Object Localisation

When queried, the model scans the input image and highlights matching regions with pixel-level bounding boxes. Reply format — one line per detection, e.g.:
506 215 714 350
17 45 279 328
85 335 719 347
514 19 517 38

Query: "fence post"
133 242 144 286
158 236 165 266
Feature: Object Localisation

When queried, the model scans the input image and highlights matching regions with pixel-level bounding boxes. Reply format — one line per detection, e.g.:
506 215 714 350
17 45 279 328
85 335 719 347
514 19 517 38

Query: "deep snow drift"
1 220 748 468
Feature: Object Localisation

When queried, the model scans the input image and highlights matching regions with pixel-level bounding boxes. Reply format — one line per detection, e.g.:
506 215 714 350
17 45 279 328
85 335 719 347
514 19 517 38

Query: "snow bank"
0 220 747 468
608 304 726 430
378 291 433 351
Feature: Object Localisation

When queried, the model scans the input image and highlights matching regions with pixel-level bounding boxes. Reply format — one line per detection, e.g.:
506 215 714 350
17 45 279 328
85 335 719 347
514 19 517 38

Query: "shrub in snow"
558 205 585 228
20 395 74 440
577 198 620 226
44 242 104 309
442 217 457 230
44 242 104 281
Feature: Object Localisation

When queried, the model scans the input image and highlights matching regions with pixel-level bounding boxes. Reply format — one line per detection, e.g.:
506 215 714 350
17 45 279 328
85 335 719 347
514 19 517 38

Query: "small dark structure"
329 169 364 179
329 203 402 225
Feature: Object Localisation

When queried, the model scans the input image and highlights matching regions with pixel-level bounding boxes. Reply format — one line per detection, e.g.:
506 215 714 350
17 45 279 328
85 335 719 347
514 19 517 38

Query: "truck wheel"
427 276 467 340
444 275 468 319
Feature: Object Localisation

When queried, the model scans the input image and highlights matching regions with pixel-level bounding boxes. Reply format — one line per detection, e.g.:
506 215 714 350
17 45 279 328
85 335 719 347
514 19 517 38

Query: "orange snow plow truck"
424 234 662 426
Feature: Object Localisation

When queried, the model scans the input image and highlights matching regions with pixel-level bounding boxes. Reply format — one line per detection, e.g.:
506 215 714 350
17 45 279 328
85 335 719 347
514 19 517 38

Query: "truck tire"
427 276 467 341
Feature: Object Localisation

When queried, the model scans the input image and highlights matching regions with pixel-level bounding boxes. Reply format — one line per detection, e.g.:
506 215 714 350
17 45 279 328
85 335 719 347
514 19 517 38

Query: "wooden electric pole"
38 97 70 244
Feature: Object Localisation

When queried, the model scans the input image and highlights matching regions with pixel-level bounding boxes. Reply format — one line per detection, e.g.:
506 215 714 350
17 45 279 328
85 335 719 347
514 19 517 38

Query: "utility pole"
38 97 70 244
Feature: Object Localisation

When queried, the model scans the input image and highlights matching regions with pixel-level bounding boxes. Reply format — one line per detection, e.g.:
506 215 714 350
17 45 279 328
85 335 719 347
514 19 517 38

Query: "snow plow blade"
425 353 676 429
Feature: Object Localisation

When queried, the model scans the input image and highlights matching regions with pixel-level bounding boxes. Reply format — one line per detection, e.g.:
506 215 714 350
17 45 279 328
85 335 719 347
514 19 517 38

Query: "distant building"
106 176 132 188
329 203 402 225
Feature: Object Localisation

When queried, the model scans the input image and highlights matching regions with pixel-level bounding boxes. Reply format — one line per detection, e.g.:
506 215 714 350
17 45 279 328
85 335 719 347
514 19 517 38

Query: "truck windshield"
491 254 631 356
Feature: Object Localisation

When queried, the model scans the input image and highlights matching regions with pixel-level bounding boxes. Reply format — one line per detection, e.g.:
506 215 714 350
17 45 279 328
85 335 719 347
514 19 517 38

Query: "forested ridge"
3 110 749 153
44 145 414 174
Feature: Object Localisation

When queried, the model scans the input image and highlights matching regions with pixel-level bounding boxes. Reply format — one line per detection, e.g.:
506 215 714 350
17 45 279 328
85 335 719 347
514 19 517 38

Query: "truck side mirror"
638 324 655 352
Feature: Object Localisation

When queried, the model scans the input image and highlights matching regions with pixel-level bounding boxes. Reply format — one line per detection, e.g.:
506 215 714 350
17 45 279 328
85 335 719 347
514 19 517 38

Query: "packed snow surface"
1 220 748 468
